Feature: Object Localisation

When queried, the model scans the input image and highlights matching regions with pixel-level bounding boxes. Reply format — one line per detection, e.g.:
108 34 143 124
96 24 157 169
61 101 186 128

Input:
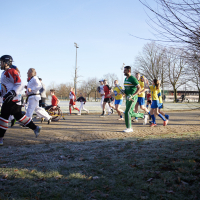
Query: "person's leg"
0 102 12 139
100 96 104 109
35 104 51 121
73 105 79 112
69 105 72 114
124 96 144 129
26 98 38 119
79 102 84 114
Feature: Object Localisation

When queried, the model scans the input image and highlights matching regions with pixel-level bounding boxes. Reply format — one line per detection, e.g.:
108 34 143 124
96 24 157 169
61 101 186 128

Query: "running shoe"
163 120 168 126
150 123 157 127
108 112 112 116
149 121 153 124
34 126 42 138
0 137 3 145
111 108 114 114
48 117 52 124
41 118 45 123
132 119 138 122
11 119 16 127
143 115 148 125
118 118 124 120
100 113 105 117
123 128 133 133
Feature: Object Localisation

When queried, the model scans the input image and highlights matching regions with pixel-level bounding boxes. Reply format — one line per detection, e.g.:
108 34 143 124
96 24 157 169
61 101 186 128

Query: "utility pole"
74 42 79 95
121 63 125 87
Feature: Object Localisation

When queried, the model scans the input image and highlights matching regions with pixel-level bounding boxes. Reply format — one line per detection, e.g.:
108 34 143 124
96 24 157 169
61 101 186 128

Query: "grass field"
0 131 200 200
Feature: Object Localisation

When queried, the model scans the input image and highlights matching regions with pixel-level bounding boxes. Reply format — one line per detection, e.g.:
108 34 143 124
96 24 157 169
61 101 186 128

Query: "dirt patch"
3 110 200 146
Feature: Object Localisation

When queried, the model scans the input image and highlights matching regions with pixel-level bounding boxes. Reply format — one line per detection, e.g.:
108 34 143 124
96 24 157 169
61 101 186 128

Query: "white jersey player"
0 55 41 145
26 68 52 124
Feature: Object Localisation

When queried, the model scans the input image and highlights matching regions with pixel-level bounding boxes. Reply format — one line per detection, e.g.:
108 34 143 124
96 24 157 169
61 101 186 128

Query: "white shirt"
27 76 42 100
1 68 24 105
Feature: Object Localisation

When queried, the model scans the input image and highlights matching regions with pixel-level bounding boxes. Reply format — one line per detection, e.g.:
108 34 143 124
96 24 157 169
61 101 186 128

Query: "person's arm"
129 84 141 101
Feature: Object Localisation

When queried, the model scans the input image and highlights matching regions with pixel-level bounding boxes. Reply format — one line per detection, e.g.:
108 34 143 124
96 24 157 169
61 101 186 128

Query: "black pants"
39 98 46 107
0 101 37 138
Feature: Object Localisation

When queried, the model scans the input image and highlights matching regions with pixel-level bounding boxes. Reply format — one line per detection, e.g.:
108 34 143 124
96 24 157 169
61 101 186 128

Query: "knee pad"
0 117 8 130
19 115 31 126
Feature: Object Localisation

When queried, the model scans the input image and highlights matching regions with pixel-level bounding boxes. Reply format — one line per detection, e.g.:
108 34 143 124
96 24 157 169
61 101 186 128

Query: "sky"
0 0 156 88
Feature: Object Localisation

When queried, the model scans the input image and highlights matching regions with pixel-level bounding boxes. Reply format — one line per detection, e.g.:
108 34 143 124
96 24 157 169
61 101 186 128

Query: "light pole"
74 42 79 95
121 63 125 87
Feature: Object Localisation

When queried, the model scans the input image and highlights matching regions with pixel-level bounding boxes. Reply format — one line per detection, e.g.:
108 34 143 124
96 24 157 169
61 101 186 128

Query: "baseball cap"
99 79 104 82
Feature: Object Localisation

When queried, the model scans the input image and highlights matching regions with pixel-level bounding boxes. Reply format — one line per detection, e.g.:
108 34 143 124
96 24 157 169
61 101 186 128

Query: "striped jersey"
124 76 139 96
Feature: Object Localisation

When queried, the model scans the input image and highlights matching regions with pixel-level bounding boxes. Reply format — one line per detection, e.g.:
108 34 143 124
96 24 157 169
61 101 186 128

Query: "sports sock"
146 105 149 108
75 107 79 111
148 111 150 115
165 114 169 119
120 115 123 118
135 117 138 120
158 113 166 121
70 107 72 114
151 115 156 124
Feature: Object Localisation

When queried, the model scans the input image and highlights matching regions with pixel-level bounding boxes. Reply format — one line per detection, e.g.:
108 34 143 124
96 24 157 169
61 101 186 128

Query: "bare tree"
79 78 99 101
165 48 188 102
139 0 200 48
133 42 168 88
103 73 119 88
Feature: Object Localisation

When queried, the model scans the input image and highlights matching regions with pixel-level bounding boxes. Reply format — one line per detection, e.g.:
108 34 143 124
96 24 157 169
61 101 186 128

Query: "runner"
76 93 89 115
69 87 79 115
100 79 115 117
98 80 110 114
107 80 124 120
123 66 148 132
145 79 168 127
0 55 41 145
25 68 52 124
133 73 150 122
149 84 169 124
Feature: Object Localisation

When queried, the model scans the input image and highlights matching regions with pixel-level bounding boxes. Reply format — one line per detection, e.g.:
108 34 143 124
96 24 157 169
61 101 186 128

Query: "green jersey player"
123 66 148 132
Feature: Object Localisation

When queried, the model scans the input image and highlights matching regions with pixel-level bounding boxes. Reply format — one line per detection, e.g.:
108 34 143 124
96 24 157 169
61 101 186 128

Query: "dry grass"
0 131 200 199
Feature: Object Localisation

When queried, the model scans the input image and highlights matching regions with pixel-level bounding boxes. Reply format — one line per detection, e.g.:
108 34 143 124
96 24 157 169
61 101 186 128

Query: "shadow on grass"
1 132 200 200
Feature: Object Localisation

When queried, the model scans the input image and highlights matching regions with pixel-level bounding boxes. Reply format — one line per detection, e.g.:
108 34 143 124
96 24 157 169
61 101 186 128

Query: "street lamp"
74 42 79 95
121 63 125 87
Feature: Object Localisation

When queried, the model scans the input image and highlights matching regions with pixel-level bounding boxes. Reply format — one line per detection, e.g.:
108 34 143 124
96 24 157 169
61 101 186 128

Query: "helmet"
0 55 13 64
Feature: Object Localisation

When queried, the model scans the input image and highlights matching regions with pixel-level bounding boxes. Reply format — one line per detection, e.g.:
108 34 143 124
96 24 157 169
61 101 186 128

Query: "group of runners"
98 66 169 133
0 54 169 145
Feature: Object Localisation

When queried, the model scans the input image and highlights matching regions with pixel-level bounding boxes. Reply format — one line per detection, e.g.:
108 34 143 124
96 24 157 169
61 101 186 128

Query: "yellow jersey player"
107 80 124 120
133 73 150 122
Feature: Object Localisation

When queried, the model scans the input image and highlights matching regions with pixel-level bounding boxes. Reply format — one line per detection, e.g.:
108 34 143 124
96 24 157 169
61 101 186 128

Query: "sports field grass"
0 131 200 200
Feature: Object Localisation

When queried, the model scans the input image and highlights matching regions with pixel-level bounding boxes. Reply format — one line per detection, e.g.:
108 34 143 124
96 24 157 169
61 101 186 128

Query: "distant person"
181 94 185 102
163 94 166 102
45 89 60 110
69 87 79 115
39 78 46 107
107 80 124 120
100 79 115 117
76 93 89 115
98 80 111 114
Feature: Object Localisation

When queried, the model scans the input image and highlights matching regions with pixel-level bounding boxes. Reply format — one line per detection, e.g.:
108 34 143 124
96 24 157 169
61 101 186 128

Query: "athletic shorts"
151 100 159 108
69 99 76 105
104 98 111 103
147 100 152 104
158 103 163 109
115 99 123 105
137 97 145 106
